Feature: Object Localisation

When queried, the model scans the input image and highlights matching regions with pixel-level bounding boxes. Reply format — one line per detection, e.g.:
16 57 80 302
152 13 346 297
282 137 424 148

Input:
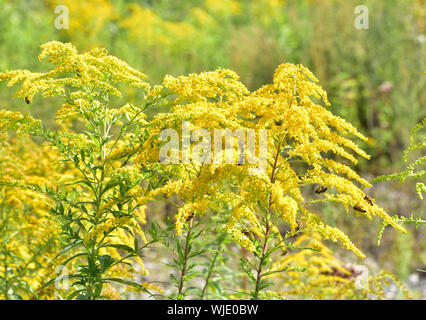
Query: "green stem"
177 217 194 298
253 139 281 300
1 199 9 300
253 223 271 300
200 248 219 300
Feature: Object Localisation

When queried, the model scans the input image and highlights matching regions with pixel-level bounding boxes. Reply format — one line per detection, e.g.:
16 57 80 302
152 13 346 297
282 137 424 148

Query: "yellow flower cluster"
49 0 117 41
205 0 242 16
164 68 249 105
141 62 405 299
235 63 405 257
0 134 65 298
268 232 410 299
0 41 149 102
86 217 133 242
270 233 350 298
109 166 143 188
120 4 197 47
137 62 406 259
0 110 42 135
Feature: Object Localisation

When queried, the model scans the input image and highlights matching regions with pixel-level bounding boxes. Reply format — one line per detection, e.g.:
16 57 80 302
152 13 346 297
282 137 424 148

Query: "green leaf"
101 182 119 196
102 277 149 293
37 274 80 292
102 244 135 254
134 238 139 252
99 255 114 273
184 272 198 282
66 290 84 300
62 252 88 266
54 239 83 260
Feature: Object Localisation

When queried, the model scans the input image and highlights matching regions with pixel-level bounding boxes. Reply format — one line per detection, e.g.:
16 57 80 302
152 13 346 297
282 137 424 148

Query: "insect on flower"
185 212 195 222
364 195 374 206
314 185 328 194
25 96 31 104
353 204 367 213
242 230 251 238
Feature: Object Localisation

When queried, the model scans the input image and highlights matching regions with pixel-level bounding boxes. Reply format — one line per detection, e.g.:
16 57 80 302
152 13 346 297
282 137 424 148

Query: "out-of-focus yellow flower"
49 0 117 38
205 0 242 16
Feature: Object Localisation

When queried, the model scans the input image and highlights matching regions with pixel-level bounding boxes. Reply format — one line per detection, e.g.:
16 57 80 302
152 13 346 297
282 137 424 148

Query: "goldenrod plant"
372 117 425 198
373 116 425 246
0 134 62 299
371 72 425 247
210 63 406 299
269 232 410 300
0 41 164 299
0 42 411 300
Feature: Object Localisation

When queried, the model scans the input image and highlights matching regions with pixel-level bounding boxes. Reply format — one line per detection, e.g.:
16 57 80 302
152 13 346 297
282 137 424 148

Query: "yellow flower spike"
222 222 256 252
0 134 65 299
303 211 365 259
0 41 150 103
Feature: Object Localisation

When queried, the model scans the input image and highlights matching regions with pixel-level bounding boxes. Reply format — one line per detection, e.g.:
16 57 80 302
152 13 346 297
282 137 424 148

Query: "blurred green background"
0 0 424 296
